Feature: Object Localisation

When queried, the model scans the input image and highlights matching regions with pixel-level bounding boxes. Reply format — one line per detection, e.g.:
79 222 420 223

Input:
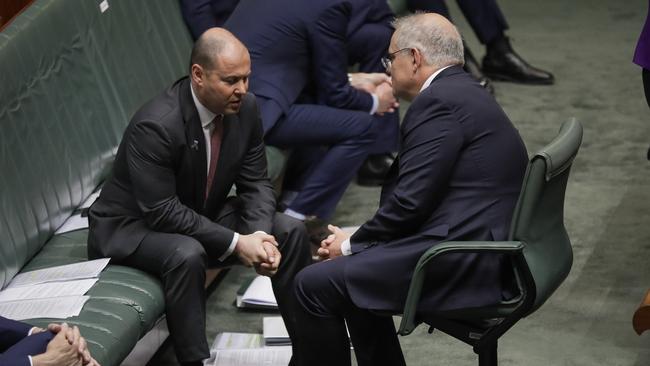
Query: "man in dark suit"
407 0 554 85
225 0 400 227
180 0 240 39
0 317 98 366
88 28 311 366
292 13 529 366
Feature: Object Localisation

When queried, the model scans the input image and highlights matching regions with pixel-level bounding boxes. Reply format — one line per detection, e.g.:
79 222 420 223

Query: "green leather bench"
0 0 284 365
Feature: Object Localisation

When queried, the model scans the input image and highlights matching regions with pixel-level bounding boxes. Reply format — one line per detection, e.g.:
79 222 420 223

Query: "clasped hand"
235 231 281 276
348 72 399 115
31 323 100 366
317 225 350 261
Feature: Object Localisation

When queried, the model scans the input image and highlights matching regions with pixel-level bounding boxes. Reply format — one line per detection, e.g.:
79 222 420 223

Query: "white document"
7 258 110 288
80 189 101 208
0 296 89 320
208 347 292 366
54 189 102 234
212 332 264 350
54 214 88 234
0 278 97 303
241 276 277 308
263 317 290 346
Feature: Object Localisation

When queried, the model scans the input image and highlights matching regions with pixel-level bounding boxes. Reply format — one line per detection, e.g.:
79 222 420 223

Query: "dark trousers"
293 257 406 366
118 199 312 363
407 0 509 44
266 104 382 219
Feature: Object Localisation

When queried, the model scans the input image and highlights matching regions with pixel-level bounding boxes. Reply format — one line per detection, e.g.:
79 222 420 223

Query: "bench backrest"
0 0 192 288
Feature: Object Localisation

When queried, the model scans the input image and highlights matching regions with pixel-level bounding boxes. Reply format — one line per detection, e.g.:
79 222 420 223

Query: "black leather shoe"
482 36 554 85
463 43 494 94
304 216 330 247
357 153 394 186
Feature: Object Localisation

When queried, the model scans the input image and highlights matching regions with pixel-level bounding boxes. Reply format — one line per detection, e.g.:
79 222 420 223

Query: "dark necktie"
205 115 223 200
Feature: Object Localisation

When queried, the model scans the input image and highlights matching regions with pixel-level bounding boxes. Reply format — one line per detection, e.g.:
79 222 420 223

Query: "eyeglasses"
381 48 412 72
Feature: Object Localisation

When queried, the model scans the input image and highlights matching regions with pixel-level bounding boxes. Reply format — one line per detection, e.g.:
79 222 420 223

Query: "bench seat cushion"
21 230 164 366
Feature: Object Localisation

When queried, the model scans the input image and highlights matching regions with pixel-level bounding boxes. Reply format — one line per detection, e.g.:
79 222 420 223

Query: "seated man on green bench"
87 28 311 366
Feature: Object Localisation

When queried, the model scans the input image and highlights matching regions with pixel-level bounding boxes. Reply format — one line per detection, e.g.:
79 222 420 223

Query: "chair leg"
477 342 498 366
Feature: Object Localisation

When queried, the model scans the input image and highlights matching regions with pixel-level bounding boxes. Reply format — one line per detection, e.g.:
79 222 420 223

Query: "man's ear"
190 64 203 85
411 48 422 74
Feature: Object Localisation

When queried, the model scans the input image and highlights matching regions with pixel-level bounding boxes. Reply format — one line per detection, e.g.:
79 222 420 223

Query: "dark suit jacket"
225 0 394 132
347 66 528 312
88 77 275 261
181 0 240 39
0 317 52 366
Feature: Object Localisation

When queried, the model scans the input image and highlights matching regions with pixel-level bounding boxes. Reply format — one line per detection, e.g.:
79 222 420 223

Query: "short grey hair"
392 13 464 68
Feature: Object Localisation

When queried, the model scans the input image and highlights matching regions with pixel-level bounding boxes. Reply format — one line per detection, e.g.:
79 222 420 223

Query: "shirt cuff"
28 355 33 366
219 232 239 261
28 327 36 336
341 238 352 256
369 93 379 115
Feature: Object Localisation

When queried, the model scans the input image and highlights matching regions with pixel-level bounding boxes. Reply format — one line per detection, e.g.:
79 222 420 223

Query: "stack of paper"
236 276 278 310
263 316 291 346
204 332 292 366
0 258 109 320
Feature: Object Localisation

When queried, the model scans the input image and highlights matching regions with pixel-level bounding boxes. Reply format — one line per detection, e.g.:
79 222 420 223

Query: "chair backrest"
508 118 583 315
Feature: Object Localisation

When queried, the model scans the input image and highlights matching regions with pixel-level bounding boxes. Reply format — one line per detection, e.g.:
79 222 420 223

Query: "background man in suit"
407 0 554 86
88 28 311 366
181 0 240 39
292 13 528 366
0 316 98 366
225 0 400 231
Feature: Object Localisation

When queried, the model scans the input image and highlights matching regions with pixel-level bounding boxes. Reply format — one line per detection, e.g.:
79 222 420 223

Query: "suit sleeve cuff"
219 232 239 261
369 93 379 115
341 238 352 256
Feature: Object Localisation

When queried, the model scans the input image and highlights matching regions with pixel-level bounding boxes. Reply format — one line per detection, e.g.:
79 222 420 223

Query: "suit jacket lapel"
179 78 208 209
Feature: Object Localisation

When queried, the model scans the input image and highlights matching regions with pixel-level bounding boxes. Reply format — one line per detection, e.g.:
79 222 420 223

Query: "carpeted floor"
151 0 650 364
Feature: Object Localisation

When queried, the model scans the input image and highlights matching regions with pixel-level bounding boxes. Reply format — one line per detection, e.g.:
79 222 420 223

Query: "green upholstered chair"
398 118 583 366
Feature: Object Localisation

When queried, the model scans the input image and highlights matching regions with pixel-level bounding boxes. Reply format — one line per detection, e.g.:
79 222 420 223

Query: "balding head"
190 28 248 71
392 12 464 69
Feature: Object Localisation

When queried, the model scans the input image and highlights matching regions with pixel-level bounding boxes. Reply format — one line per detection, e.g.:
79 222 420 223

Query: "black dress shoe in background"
304 216 330 247
482 36 555 85
463 43 495 94
356 153 394 186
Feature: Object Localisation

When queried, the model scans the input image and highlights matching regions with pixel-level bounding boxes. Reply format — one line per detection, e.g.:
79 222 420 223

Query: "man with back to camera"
87 28 311 366
291 13 529 366
225 0 401 240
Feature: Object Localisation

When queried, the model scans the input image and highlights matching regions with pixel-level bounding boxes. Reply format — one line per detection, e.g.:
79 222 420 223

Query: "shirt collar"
190 84 221 128
420 65 454 92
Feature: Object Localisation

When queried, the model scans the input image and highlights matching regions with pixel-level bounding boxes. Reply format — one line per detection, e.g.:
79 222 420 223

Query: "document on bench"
0 278 97 302
7 258 110 288
55 214 88 235
0 296 89 320
54 188 102 235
